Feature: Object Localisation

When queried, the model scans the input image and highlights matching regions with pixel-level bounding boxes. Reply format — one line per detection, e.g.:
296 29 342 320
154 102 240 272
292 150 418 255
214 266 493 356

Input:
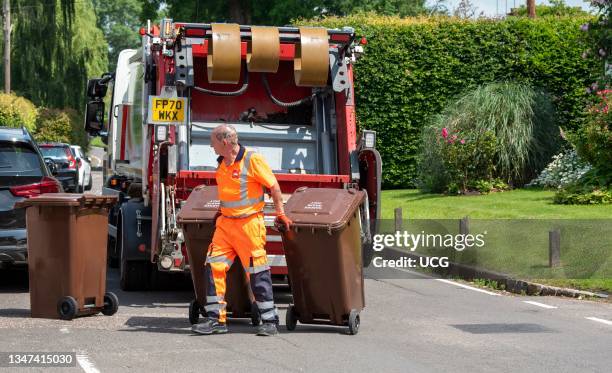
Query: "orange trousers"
203 213 278 324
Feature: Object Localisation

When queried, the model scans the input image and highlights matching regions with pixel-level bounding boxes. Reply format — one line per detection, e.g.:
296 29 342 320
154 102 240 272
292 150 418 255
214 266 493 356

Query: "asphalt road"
1 266 611 373
4 160 610 372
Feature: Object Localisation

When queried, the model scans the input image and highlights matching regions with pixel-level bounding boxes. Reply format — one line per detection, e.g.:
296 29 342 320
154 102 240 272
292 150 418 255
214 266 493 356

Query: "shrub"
34 109 72 145
299 15 597 187
0 93 37 131
554 184 612 204
418 82 561 193
573 89 611 181
527 149 591 188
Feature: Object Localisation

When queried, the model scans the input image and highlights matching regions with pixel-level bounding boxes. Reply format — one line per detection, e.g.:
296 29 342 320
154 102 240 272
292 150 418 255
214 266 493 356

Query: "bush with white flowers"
527 149 592 188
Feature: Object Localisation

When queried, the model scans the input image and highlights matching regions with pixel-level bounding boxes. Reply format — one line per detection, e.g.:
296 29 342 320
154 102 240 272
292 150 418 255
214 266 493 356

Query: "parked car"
38 143 79 192
70 145 92 193
0 127 62 268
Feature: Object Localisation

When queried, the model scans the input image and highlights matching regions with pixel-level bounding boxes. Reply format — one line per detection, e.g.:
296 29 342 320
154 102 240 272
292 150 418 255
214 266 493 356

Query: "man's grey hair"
212 123 238 145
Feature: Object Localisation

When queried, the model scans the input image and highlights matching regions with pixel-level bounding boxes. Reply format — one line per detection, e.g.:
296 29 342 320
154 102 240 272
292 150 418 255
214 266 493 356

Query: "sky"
426 0 595 17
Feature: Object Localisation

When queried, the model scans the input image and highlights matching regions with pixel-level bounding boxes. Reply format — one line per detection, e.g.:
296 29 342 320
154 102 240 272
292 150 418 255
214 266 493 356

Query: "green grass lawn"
381 189 612 294
382 189 611 219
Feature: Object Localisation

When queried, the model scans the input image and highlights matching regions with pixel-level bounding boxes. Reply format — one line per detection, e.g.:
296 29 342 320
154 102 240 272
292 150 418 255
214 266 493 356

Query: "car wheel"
86 173 93 191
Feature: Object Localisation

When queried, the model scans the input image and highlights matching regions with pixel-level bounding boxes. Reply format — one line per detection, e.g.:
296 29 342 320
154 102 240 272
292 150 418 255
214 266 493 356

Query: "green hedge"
299 15 597 188
0 93 38 131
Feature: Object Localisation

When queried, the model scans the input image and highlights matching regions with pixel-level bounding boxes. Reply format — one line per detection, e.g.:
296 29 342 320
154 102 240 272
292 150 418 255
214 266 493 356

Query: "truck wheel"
102 292 119 316
189 299 200 325
348 309 360 335
120 259 149 291
57 296 78 320
250 302 261 326
107 236 119 268
285 305 297 331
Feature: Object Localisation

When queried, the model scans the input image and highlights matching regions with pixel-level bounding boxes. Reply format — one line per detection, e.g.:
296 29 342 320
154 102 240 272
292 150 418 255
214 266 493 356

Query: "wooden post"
394 207 402 232
549 229 561 267
460 216 470 235
3 0 10 93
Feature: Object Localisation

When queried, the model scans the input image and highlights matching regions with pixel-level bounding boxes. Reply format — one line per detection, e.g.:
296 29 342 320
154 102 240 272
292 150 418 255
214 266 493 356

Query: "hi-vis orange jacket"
216 145 277 218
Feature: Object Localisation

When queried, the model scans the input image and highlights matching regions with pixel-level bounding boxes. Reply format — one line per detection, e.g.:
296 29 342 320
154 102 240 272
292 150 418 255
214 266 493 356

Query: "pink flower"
441 128 448 139
460 139 465 144
452 134 458 141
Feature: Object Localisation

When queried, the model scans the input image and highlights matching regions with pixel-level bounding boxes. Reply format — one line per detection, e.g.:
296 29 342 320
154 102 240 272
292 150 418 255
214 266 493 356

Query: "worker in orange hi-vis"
192 123 292 336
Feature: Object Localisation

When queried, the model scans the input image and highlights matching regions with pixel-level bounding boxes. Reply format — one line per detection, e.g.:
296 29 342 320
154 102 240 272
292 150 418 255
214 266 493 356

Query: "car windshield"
40 146 69 160
0 141 44 176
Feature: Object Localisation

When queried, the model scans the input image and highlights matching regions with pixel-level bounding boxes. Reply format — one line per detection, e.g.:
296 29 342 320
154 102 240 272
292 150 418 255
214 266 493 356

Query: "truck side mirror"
86 78 108 99
84 100 105 136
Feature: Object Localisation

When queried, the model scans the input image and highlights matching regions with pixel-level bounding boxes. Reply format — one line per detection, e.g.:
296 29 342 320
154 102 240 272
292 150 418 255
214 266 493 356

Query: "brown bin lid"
284 188 365 231
177 185 220 224
14 193 117 208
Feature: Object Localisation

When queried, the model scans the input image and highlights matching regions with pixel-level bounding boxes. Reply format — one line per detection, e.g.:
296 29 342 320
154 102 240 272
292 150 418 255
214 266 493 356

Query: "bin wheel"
348 309 360 335
57 296 79 320
250 302 261 326
102 292 119 316
286 305 297 331
189 299 200 325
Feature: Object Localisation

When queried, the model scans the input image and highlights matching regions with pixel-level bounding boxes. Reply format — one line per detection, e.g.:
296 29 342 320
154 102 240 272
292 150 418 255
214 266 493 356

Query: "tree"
143 0 429 26
93 0 142 71
8 0 108 109
453 0 478 19
510 0 589 17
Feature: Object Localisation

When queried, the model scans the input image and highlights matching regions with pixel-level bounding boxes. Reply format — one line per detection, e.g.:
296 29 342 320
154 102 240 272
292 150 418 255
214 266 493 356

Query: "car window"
0 141 44 176
40 146 69 160
79 149 85 159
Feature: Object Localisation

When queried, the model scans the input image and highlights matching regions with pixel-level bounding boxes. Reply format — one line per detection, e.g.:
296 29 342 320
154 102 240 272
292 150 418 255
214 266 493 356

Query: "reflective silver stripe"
207 296 221 303
248 264 270 274
204 303 226 312
261 309 278 320
256 301 274 310
220 195 264 208
219 151 264 209
206 255 234 267
239 151 253 201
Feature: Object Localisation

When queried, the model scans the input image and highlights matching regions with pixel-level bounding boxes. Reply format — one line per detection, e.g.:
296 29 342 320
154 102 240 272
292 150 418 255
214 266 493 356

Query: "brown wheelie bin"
15 194 118 320
177 185 260 326
281 187 366 334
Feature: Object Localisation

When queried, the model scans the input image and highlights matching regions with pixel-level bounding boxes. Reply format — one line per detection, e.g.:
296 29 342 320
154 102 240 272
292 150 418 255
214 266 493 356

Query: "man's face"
210 134 228 157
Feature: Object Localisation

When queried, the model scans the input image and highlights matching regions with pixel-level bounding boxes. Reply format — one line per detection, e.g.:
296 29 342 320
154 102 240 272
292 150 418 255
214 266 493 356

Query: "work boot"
256 322 278 336
191 318 228 335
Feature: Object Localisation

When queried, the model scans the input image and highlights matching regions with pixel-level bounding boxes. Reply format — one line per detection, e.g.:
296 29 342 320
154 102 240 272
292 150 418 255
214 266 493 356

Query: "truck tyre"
120 257 149 291
119 219 149 291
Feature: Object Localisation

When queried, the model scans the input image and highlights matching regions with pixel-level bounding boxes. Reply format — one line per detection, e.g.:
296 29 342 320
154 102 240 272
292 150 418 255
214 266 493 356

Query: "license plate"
149 97 186 124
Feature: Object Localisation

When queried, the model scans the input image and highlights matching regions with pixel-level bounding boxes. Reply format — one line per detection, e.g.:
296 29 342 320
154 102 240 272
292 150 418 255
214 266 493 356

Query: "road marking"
435 278 501 296
585 317 612 326
76 352 100 373
523 301 558 309
60 327 70 334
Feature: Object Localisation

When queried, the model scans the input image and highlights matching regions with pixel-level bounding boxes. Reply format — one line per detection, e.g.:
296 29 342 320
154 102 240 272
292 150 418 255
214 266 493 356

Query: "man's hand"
274 213 292 232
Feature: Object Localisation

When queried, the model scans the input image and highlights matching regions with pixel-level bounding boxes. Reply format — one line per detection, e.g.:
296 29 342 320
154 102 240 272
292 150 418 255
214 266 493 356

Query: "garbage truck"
84 19 382 291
